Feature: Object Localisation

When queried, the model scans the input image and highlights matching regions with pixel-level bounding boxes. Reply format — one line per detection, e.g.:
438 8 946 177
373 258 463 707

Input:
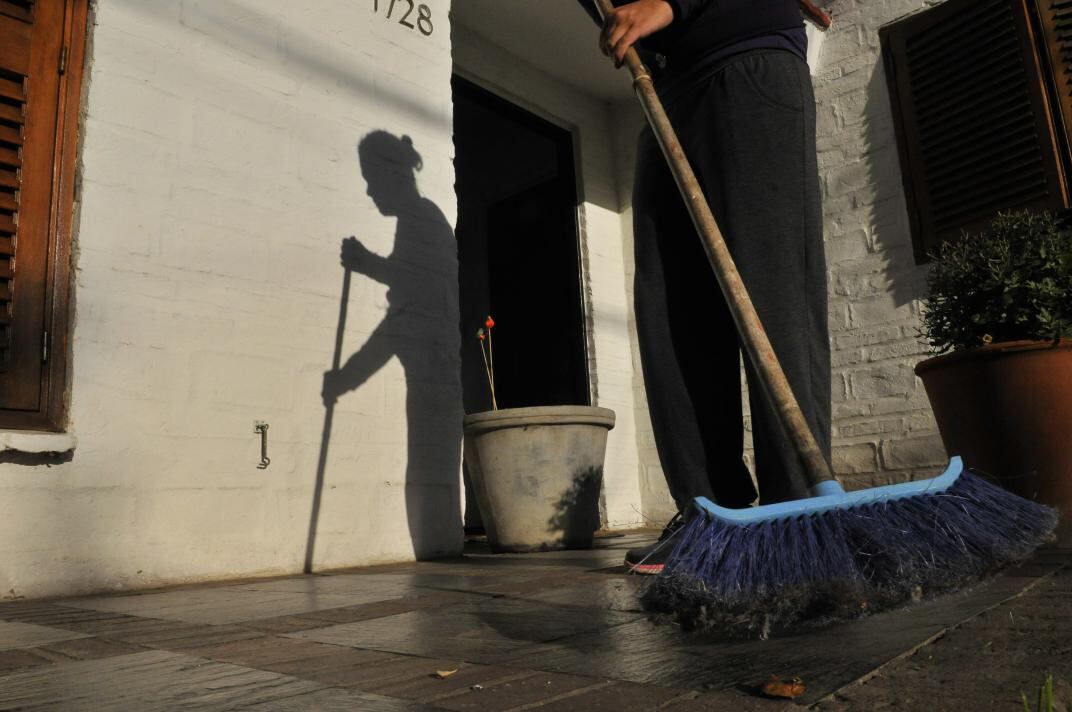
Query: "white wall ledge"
0 430 77 454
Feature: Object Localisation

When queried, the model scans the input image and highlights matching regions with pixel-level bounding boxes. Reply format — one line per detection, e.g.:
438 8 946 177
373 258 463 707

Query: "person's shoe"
624 513 685 575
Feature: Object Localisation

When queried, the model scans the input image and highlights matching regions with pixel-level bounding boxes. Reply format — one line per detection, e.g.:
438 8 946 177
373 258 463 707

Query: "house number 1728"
373 0 434 36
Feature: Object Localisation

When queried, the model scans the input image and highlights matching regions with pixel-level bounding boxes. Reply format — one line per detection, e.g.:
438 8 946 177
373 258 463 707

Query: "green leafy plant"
1021 673 1069 712
921 209 1072 353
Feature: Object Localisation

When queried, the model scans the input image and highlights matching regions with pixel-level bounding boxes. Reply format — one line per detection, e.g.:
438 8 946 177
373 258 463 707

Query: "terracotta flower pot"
463 405 616 553
915 339 1072 542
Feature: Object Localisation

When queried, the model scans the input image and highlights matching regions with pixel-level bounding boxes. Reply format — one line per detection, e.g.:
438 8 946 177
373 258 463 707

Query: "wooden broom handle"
592 0 834 488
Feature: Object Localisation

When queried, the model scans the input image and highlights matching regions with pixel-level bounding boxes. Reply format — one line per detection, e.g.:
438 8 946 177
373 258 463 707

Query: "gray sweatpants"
633 49 831 510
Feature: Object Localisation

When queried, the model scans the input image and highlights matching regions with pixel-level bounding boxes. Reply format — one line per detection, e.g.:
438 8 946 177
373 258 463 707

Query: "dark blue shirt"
578 0 807 94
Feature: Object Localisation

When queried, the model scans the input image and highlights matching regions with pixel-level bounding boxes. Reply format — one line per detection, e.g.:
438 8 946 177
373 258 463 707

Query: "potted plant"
915 209 1072 542
463 316 616 553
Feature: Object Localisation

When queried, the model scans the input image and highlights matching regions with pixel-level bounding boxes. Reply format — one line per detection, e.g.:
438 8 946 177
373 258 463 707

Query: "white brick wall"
0 0 461 599
607 101 677 526
814 0 949 488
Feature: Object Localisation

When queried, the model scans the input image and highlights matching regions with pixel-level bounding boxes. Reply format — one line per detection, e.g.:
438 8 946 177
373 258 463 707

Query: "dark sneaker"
625 513 685 575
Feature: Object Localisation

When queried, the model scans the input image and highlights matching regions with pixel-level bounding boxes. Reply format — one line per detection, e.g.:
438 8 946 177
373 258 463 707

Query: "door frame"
451 74 593 406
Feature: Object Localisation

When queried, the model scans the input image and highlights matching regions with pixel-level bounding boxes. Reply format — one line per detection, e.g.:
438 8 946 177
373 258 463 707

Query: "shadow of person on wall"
310 131 462 569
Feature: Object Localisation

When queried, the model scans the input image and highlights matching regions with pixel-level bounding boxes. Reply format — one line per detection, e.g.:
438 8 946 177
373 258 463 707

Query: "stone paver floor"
0 533 1068 710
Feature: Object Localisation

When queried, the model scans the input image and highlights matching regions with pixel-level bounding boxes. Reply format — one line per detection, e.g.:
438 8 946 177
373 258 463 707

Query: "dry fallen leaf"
433 669 458 679
760 674 806 699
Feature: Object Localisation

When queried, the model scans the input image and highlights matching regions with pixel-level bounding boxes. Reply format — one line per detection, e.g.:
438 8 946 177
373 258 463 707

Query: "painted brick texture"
0 0 461 599
814 0 949 489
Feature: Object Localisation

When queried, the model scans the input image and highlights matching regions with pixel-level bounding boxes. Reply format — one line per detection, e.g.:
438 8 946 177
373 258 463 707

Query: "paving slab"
255 646 400 680
228 574 421 596
498 617 724 688
287 596 642 661
531 680 692 711
176 634 334 667
0 649 51 674
499 569 1059 705
519 577 648 612
33 637 145 662
53 616 209 640
364 664 537 702
241 687 446 711
297 590 480 624
428 556 623 573
0 650 326 710
62 587 379 625
0 606 130 627
271 653 481 690
240 615 337 634
0 621 90 651
146 624 267 651
425 671 609 711
0 604 72 622
297 572 541 594
474 572 620 597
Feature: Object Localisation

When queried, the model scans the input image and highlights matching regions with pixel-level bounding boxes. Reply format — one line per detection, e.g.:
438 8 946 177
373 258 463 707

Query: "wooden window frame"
1031 0 1072 181
0 0 88 431
881 0 1072 264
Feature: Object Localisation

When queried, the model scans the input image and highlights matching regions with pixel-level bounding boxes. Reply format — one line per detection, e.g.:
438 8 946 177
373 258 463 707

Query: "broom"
589 0 1059 632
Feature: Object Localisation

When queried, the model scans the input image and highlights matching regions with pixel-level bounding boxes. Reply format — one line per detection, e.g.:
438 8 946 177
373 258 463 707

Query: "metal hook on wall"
254 421 270 469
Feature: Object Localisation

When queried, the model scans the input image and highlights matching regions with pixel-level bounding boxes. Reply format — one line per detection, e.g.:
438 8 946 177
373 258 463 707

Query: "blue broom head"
642 457 1059 636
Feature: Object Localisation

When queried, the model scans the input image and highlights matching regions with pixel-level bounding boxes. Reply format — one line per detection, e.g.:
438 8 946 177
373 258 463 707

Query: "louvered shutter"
882 0 1070 261
0 0 84 429
1035 0 1072 144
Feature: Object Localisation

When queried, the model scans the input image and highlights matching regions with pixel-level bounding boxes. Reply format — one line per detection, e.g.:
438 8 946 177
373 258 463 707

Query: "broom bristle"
643 470 1059 636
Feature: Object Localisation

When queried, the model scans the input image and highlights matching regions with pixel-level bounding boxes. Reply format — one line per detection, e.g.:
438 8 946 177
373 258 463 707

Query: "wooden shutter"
1034 0 1072 146
0 0 85 429
882 0 1070 261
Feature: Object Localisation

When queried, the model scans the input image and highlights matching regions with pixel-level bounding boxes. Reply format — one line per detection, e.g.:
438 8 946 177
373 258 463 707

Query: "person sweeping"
582 0 1057 634
578 0 830 574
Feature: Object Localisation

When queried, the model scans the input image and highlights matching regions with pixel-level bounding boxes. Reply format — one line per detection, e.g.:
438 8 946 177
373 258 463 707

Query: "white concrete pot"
463 405 616 553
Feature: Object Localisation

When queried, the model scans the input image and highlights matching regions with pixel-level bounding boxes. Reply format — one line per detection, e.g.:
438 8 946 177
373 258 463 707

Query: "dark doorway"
453 76 590 533
453 76 590 413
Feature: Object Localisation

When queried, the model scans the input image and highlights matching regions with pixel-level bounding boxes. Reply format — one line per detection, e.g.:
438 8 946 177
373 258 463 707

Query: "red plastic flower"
485 315 495 329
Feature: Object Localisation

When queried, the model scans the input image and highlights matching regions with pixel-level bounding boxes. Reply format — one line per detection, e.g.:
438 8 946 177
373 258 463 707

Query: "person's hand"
340 235 372 271
600 0 674 67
